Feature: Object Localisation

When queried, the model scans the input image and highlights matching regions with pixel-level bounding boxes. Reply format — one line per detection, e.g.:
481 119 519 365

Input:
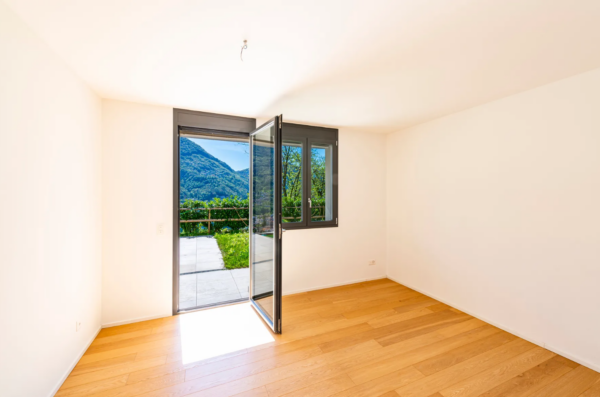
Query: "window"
282 123 338 229
310 141 334 222
282 140 304 224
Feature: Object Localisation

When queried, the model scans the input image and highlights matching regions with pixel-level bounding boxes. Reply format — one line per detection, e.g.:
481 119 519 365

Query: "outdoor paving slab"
180 299 197 310
230 268 250 298
231 268 249 280
197 292 242 307
196 252 223 261
196 260 223 272
180 254 196 266
179 274 198 309
197 256 224 269
196 270 242 306
180 264 196 274
180 238 197 248
180 236 225 272
178 236 250 309
196 237 218 248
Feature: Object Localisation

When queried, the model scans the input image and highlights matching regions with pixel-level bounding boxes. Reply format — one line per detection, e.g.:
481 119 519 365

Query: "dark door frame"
248 116 283 333
172 109 256 315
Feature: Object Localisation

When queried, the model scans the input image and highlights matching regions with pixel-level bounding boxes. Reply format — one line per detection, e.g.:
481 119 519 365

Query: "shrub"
180 194 328 236
214 232 249 269
180 195 249 236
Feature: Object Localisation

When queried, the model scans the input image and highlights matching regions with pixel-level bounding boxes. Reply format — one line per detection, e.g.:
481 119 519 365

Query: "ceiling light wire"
240 40 248 61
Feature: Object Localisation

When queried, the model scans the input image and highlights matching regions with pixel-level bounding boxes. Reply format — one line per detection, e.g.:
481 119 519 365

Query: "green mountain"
236 168 249 180
180 138 249 202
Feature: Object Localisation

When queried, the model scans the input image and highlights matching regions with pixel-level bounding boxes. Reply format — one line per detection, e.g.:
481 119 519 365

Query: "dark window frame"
172 113 338 314
282 123 339 231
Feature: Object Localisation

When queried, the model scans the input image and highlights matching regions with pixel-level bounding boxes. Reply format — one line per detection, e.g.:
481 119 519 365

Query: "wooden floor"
58 279 600 397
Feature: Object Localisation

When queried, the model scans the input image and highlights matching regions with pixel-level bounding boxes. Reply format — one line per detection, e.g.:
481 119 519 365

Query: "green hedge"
180 196 249 236
180 195 327 236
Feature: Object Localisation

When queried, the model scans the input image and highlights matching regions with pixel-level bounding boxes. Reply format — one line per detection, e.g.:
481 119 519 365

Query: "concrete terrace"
178 235 275 310
179 236 249 309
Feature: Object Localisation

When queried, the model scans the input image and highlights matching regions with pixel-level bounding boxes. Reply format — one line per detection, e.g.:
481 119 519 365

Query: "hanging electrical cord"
240 40 248 61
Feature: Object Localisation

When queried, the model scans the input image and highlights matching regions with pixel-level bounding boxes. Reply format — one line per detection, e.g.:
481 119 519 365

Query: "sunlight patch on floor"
179 303 274 365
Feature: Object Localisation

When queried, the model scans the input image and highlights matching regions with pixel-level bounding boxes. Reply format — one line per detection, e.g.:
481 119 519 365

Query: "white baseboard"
99 278 387 328
102 313 171 328
386 274 600 373
48 326 101 397
283 275 387 296
101 279 387 327
543 343 600 373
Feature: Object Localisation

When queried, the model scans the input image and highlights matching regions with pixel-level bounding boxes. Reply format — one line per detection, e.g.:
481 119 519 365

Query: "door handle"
308 198 312 208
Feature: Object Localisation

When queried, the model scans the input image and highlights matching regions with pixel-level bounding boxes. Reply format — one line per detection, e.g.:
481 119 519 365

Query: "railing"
180 207 248 234
179 207 325 233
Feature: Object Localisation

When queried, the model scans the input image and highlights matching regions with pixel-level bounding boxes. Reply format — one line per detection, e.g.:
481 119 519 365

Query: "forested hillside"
235 168 249 180
180 138 248 201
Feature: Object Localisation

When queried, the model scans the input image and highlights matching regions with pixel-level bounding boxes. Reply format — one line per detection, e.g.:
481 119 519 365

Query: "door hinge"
278 319 281 331
336 218 338 225
336 141 338 146
279 117 282 129
279 224 282 239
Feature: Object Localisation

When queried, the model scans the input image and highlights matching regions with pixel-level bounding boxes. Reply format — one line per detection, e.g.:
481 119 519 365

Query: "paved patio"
179 236 249 309
179 235 274 310
179 268 249 309
180 236 225 273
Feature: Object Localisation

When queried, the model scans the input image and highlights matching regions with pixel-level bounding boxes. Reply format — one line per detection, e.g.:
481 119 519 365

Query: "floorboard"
57 279 599 397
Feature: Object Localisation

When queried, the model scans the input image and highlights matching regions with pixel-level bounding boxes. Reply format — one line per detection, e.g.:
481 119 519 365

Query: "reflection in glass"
311 143 333 222
282 141 303 223
251 123 276 320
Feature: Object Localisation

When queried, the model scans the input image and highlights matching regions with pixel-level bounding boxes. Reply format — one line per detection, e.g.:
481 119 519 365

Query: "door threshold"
177 298 249 315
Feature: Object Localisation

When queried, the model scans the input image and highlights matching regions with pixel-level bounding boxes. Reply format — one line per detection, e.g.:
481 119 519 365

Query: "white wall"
101 99 173 327
0 3 102 396
283 128 387 293
386 67 600 371
100 104 387 325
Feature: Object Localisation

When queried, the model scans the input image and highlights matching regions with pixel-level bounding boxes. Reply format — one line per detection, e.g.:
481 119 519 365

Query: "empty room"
2 1 600 396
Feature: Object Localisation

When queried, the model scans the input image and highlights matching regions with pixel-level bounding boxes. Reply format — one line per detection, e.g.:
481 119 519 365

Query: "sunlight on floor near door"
178 303 274 365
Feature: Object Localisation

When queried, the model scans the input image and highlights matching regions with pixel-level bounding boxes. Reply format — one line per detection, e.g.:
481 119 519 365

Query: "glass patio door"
249 116 283 333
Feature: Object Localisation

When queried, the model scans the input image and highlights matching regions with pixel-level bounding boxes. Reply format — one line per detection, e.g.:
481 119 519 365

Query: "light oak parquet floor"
57 279 600 397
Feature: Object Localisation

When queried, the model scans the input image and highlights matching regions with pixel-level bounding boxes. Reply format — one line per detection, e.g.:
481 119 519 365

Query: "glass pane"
178 135 250 311
311 142 333 222
251 123 276 320
282 140 303 223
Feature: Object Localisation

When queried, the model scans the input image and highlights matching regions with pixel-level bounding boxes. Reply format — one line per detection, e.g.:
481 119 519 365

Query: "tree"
282 145 302 200
311 148 326 200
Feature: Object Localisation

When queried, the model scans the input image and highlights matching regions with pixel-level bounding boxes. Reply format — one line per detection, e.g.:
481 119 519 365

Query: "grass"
214 232 249 269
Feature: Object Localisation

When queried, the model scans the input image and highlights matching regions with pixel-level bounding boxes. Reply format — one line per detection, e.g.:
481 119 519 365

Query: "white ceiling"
6 0 600 133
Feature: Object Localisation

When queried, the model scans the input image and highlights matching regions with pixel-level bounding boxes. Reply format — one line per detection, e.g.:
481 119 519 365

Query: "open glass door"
249 116 283 333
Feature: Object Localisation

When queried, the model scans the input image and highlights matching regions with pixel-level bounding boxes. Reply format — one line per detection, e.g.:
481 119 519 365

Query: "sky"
190 138 249 171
